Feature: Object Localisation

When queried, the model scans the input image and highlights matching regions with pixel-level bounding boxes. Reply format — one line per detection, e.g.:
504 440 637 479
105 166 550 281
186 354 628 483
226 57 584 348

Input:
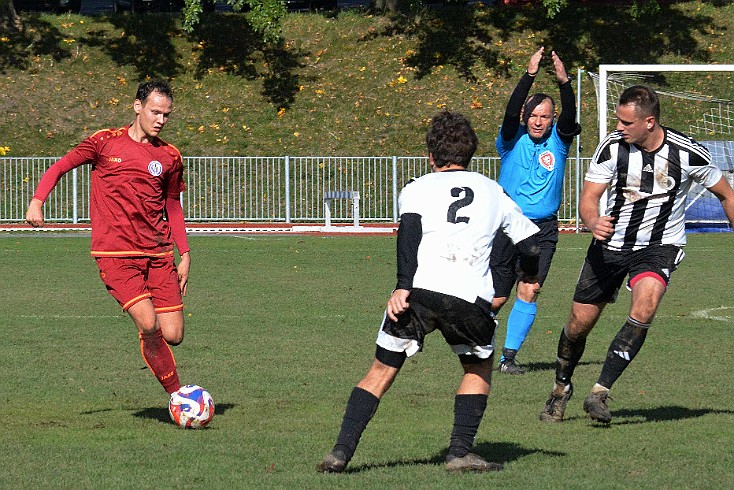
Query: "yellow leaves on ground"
388 75 408 87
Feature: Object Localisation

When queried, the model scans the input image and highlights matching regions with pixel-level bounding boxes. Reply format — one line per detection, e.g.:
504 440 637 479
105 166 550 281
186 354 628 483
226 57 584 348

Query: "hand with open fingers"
528 46 544 75
386 288 410 322
551 50 569 84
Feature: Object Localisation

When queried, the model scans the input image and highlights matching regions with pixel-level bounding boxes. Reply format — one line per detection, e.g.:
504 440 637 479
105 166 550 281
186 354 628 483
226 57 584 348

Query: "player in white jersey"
540 85 734 424
317 111 540 474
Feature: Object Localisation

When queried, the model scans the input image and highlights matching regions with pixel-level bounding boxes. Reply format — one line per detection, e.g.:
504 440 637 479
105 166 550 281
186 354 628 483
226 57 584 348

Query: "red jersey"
34 126 186 257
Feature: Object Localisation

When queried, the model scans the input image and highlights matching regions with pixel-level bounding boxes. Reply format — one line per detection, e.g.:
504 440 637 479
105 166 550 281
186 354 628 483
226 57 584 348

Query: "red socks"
139 329 181 395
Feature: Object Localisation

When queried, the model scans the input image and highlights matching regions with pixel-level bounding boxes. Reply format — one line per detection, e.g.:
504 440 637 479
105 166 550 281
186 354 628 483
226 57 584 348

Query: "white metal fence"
1 156 589 226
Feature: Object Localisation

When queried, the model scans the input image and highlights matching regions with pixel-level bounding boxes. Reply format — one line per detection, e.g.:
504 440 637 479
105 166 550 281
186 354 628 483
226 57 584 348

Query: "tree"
371 0 412 13
541 0 567 18
1 0 22 33
543 0 663 20
182 0 286 45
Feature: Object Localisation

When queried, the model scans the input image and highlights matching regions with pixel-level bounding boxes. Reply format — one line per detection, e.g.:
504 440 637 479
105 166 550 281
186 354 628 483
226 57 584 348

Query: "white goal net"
590 65 734 231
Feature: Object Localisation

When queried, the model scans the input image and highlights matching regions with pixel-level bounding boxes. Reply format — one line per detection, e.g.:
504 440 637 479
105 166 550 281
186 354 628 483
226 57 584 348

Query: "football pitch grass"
1 232 732 488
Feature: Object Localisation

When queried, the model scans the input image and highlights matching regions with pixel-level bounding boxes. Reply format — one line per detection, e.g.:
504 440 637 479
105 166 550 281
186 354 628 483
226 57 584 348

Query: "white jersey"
586 127 722 251
399 170 539 303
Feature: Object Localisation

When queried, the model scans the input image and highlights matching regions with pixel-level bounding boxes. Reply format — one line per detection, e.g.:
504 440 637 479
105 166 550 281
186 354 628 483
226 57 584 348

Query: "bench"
324 191 360 227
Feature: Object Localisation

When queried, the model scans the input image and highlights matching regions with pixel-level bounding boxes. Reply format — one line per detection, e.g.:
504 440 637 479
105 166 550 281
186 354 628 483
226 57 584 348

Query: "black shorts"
573 242 685 304
490 218 559 298
376 288 497 360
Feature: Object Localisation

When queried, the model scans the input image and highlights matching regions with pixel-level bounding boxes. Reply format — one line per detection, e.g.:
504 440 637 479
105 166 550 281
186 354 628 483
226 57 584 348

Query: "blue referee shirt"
496 124 572 221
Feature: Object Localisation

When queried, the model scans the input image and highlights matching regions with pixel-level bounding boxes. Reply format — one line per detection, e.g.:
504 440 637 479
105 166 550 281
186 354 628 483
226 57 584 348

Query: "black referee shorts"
490 218 559 298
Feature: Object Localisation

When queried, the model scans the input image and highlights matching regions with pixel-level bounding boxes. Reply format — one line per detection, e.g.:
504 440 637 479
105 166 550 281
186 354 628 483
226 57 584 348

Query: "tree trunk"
372 0 412 13
1 0 22 33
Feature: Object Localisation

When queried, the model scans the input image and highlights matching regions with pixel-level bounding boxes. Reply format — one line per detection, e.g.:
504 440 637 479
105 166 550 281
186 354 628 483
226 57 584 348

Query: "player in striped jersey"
318 111 540 473
540 85 734 424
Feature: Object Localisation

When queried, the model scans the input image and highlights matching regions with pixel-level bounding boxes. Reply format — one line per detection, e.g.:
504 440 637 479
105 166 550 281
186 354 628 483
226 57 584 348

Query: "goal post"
596 64 734 140
591 64 734 231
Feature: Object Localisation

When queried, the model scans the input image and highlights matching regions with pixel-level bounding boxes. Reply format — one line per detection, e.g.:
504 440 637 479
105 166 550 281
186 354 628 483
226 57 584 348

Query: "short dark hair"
136 80 173 104
619 85 660 121
425 111 478 168
522 93 555 125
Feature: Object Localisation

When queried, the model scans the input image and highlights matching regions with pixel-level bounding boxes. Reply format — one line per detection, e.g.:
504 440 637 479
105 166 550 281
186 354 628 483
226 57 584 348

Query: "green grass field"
1 232 733 488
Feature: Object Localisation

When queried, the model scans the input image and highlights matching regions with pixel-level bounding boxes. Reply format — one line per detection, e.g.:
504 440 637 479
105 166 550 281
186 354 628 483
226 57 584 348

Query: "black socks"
448 394 488 458
333 387 381 462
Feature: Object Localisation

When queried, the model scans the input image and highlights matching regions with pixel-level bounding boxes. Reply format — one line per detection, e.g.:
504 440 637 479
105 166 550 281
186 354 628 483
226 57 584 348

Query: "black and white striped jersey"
398 170 538 303
586 127 722 251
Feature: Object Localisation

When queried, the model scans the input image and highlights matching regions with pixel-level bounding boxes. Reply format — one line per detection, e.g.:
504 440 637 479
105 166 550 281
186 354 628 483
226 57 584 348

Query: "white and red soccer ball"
169 384 215 429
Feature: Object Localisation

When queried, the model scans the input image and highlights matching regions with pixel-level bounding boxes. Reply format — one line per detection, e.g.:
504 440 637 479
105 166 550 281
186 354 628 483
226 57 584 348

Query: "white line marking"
14 314 243 320
16 314 124 320
691 306 734 322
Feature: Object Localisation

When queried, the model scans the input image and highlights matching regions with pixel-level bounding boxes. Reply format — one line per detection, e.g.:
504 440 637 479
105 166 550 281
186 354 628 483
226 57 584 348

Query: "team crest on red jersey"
148 160 163 176
538 150 555 171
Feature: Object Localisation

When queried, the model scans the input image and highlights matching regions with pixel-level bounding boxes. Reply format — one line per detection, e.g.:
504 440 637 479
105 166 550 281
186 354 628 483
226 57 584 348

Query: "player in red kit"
26 80 190 398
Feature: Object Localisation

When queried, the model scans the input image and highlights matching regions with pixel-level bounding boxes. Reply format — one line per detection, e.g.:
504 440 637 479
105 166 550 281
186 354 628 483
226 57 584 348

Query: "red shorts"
96 256 183 313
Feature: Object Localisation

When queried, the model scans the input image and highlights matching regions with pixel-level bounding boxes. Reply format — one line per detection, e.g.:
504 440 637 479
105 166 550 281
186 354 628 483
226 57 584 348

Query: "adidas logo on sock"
614 350 630 361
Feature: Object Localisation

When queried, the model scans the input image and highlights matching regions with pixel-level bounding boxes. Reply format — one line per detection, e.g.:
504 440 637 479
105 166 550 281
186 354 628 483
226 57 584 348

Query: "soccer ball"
169 384 215 429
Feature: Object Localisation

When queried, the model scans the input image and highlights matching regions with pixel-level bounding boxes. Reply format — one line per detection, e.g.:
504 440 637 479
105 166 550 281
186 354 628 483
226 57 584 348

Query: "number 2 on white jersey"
447 187 473 224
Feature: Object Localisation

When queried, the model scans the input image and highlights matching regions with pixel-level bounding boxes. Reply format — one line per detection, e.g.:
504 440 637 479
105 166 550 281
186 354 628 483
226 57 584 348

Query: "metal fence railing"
1 156 590 227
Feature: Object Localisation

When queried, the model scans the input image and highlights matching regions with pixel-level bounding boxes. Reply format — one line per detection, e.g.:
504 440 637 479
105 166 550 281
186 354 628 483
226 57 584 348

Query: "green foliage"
628 0 662 19
1 232 734 487
541 0 567 19
181 0 286 45
182 0 208 33
244 0 288 45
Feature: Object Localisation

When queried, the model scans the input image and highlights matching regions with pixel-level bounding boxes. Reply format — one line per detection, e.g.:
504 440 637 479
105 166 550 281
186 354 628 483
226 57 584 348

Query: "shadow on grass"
360 2 724 83
80 13 304 110
132 402 237 424
80 14 184 81
610 405 734 425
190 14 305 110
516 2 720 70
564 404 733 427
0 14 71 73
344 441 564 473
5 3 727 108
358 6 511 82
522 360 601 373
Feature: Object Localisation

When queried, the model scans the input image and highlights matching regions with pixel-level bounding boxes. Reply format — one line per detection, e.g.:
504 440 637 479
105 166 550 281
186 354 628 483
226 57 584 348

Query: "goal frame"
597 64 734 141
595 64 734 229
